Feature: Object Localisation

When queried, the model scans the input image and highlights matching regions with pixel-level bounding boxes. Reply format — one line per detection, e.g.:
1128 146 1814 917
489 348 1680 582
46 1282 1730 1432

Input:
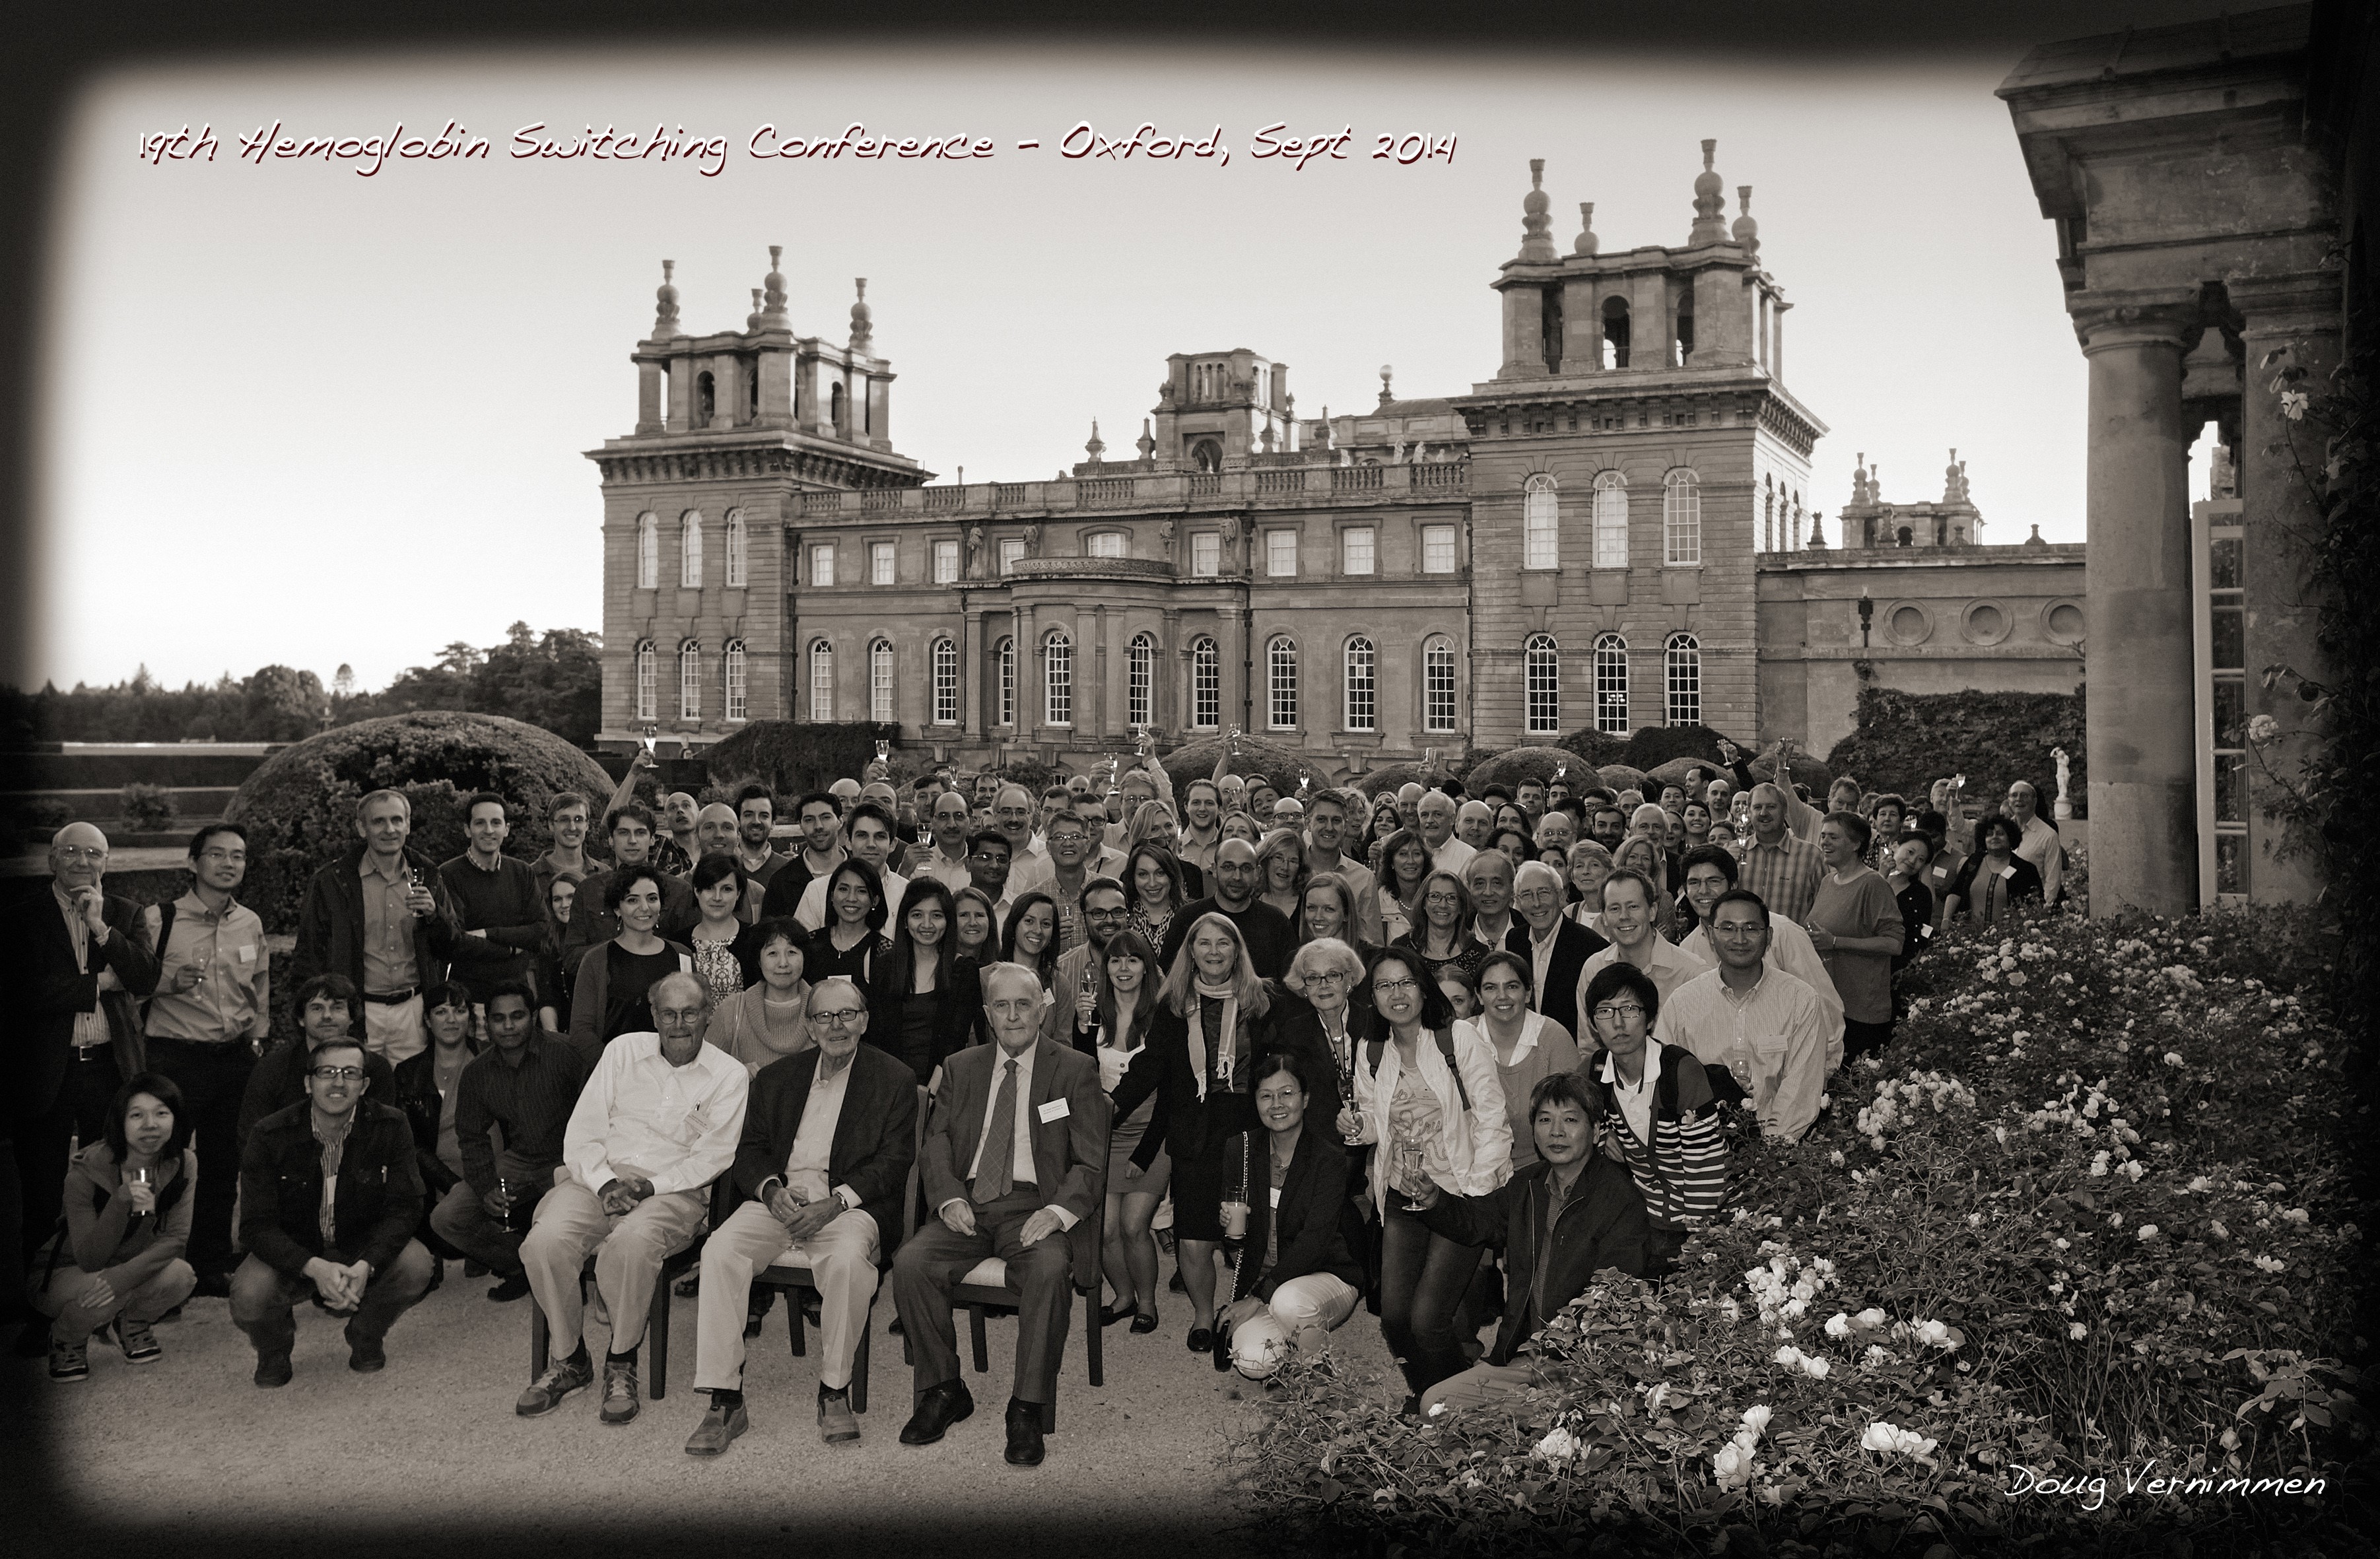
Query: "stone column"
1160 607 1183 733
1773 300 1787 381
1021 602 1042 743
962 605 984 738
2076 302 2198 916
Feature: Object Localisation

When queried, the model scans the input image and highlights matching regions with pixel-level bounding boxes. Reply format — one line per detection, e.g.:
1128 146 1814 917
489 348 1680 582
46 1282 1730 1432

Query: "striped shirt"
1738 832 1825 924
1587 1042 1726 1228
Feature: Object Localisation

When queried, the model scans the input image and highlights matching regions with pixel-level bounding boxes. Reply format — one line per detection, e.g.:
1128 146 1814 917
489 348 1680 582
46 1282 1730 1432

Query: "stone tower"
1449 145 1827 745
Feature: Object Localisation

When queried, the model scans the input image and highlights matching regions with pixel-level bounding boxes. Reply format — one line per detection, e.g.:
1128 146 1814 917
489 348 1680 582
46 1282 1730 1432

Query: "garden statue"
2052 746 2073 820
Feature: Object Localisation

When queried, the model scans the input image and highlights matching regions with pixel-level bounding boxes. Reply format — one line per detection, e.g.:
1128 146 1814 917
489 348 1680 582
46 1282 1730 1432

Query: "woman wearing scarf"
706 919 812 1075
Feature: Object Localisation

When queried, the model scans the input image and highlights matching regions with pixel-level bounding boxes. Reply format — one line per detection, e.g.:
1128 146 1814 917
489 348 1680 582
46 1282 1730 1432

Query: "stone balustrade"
789 461 1471 521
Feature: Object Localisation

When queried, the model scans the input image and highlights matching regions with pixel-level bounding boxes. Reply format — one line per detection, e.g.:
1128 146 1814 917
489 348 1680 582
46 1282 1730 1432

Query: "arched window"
1664 470 1702 566
1762 478 1776 553
1191 636 1220 729
723 640 748 721
1128 634 1154 729
1423 636 1457 733
1601 296 1631 370
636 514 659 589
869 639 896 723
996 637 1016 727
1191 438 1223 473
724 512 748 588
1343 637 1377 732
1523 474 1559 570
633 640 657 721
1674 288 1695 364
830 381 847 432
696 371 716 426
1593 634 1629 736
1044 631 1073 727
932 638 959 725
808 640 834 723
678 640 702 721
680 512 703 588
1524 634 1561 735
1666 633 1701 727
1592 471 1629 570
1267 636 1299 730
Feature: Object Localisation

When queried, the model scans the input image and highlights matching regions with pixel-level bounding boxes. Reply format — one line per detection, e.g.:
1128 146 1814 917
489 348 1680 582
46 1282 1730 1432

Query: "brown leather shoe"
818 1383 862 1445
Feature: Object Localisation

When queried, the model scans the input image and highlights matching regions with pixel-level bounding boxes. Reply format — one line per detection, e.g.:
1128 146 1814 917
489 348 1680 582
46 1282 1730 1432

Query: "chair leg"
968 1306 990 1373
785 1284 807 1358
850 1300 871 1414
648 1269 670 1400
1084 1284 1104 1388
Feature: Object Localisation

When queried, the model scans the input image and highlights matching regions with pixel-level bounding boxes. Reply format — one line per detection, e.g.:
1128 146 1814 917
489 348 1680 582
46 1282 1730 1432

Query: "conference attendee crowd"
5 736 2071 1461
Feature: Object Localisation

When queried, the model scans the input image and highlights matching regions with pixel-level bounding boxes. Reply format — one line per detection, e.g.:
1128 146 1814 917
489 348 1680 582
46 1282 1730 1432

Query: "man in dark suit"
685 976 918 1456
891 961 1105 1467
3 823 161 1294
1511 861 1606 1044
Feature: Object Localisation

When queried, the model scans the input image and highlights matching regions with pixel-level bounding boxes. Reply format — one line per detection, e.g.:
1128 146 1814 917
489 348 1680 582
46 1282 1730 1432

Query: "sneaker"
599 1358 641 1425
818 1383 862 1445
685 1397 749 1455
515 1354 594 1416
114 1317 162 1364
48 1335 88 1382
486 1273 532 1303
254 1352 294 1389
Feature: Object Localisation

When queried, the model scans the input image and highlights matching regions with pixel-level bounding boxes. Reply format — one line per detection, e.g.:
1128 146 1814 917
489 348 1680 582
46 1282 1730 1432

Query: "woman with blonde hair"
1254 828 1309 923
1565 841 1614 931
1392 870 1487 986
1612 836 1679 939
1127 799 1203 900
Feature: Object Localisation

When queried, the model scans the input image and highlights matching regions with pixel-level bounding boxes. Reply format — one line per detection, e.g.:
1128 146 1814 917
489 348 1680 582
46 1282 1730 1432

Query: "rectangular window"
1266 529 1297 578
1421 524 1456 574
870 541 896 585
1424 642 1456 733
724 646 747 721
1000 539 1026 576
1192 640 1220 729
1342 527 1375 576
932 539 959 583
809 544 835 587
1087 532 1128 558
1191 533 1221 576
932 640 959 725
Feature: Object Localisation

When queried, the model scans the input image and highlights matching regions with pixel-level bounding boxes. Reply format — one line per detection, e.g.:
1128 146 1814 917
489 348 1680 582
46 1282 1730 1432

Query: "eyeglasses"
1084 906 1129 921
1372 977 1420 995
1592 1003 1647 1023
197 849 246 864
55 847 106 862
310 1066 365 1081
812 1010 867 1027
1304 970 1349 985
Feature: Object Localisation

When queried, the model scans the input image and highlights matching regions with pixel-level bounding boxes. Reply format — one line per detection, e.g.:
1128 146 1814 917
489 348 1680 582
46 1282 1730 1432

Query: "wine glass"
1396 1141 1429 1212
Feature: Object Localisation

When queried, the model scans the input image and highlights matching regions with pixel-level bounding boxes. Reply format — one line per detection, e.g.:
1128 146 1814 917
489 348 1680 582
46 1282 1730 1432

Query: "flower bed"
1235 905 2369 1555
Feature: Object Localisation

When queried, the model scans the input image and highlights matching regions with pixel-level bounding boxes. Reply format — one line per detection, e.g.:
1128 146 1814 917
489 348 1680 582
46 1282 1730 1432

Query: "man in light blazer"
891 961 1105 1467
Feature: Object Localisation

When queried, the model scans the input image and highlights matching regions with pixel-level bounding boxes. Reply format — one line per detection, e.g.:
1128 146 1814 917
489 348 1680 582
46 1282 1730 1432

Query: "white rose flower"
1532 1426 1579 1463
1802 1356 1831 1379
1860 1421 1901 1453
1825 1313 1852 1338
1854 1308 1887 1330
2136 1224 2159 1241
2069 1322 2088 1340
1740 1405 1772 1436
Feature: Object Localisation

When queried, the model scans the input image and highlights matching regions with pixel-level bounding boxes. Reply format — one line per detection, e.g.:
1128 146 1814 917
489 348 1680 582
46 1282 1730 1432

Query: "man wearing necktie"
892 962 1105 1467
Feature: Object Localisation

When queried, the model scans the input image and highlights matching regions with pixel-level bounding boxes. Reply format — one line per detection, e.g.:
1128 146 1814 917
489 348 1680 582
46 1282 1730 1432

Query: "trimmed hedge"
1824 684 2082 815
700 720 899 799
1464 746 1591 795
224 712 617 933
1554 729 1630 768
0 750 270 789
1155 735 1320 808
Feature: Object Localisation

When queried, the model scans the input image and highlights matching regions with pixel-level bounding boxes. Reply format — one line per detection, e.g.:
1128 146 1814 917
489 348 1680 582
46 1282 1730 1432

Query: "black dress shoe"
1003 1397 1046 1466
899 1379 975 1445
486 1273 532 1303
1185 1327 1213 1352
1098 1303 1136 1329
1130 1310 1159 1335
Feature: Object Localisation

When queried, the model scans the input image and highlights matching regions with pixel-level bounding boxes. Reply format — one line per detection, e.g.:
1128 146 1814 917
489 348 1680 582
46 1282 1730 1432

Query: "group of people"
3 734 2069 1456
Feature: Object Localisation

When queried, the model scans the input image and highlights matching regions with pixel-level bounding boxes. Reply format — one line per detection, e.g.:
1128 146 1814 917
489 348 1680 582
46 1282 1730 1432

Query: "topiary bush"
1465 746 1592 797
225 711 617 933
1157 735 1320 808
700 720 899 799
1351 763 1433 799
1621 723 1744 774
118 782 178 832
1555 728 1630 768
1596 763 1649 796
1825 685 2082 816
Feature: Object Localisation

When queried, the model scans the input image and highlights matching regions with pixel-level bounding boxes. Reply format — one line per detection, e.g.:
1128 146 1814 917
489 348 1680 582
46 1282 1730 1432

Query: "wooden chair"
745 1084 929 1414
527 1179 720 1401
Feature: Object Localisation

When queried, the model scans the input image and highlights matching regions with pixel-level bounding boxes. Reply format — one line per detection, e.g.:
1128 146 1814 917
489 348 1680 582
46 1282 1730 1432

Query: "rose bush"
1236 904 2367 1555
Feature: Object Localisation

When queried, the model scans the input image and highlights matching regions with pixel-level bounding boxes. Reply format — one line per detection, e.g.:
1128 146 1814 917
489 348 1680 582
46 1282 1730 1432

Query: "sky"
31 38 2182 693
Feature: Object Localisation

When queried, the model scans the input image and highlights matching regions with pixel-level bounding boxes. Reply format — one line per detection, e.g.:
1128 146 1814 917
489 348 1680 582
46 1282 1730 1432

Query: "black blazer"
390 1044 478 1198
1231 1125 1362 1302
288 843 462 1008
0 886 161 1120
1506 917 1606 1044
238 1099 425 1278
864 955 985 1084
730 1042 919 1267
1252 998 1351 1136
1110 999 1265 1172
1417 1154 1650 1366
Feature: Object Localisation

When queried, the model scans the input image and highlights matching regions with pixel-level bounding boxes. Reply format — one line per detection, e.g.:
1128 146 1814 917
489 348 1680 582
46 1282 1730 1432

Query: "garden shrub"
1237 905 2365 1556
700 720 898 799
1556 728 1631 769
1350 763 1433 799
1157 734 1320 807
1621 723 1744 774
118 781 178 831
1597 763 1650 796
1825 684 2084 816
1466 746 1591 795
224 711 615 933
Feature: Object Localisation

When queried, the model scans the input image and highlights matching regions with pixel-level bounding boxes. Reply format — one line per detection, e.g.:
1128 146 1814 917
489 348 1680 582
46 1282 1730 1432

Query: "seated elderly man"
892 962 1105 1468
1410 1073 1650 1416
1658 890 1831 1143
684 977 918 1455
515 971 749 1425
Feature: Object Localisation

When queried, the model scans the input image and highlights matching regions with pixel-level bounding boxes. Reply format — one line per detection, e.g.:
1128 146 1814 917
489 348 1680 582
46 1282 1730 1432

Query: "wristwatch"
830 1188 852 1216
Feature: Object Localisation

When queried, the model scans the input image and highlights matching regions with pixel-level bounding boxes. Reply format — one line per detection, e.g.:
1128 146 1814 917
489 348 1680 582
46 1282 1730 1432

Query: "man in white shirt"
914 789 977 893
1176 778 1224 877
514 972 749 1427
1010 806 1127 906
2004 781 2064 906
892 963 1105 1467
1660 891 1830 1143
1674 845 1843 1073
793 803 910 933
1416 790 1476 877
992 783 1047 882
1575 869 1712 1018
1300 789 1383 945
684 977 918 1453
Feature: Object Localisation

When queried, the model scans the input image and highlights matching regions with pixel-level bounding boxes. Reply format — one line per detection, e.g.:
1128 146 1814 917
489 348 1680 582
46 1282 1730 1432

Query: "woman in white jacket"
1336 945 1511 1410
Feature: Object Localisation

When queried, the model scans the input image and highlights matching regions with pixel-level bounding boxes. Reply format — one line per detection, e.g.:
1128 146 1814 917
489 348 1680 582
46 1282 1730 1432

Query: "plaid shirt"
1739 832 1825 924
312 1113 354 1247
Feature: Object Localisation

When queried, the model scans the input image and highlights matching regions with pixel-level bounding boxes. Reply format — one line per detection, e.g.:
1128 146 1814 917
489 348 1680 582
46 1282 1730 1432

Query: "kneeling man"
516 971 749 1424
891 962 1105 1467
685 977 917 1454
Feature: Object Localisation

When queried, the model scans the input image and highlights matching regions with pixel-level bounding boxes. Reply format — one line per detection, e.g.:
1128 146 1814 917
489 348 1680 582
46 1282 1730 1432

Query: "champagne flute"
1397 1141 1429 1212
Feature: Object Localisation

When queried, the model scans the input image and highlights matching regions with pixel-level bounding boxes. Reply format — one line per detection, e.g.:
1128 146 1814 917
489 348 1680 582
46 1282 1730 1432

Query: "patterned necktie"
973 1058 1021 1203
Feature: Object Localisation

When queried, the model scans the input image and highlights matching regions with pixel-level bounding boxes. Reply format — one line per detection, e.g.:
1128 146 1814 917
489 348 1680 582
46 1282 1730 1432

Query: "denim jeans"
1376 1203 1483 1397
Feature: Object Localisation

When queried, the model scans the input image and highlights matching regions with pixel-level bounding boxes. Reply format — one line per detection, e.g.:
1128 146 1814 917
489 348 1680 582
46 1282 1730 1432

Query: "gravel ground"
9 1257 1408 1556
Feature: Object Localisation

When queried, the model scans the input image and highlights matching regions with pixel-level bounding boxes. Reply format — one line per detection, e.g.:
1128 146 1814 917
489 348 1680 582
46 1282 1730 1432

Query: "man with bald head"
914 787 979 892
3 823 162 1291
516 970 748 1426
1157 836 1297 979
893 962 1105 1466
1738 782 1825 925
1415 789 1476 878
1455 799 1495 852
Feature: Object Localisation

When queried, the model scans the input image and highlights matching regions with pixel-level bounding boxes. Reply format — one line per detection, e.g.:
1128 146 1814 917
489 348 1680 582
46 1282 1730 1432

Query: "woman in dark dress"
866 877 982 1086
1884 834 1936 972
568 868 693 1054
1942 814 2045 927
1219 1051 1363 1378
806 858 893 985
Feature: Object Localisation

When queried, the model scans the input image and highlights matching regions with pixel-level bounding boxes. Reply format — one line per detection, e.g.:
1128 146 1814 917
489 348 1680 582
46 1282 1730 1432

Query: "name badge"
1269 1187 1282 1209
1919 924 1934 939
1037 1098 1071 1123
238 944 257 964
1930 865 1949 880
1998 865 2018 880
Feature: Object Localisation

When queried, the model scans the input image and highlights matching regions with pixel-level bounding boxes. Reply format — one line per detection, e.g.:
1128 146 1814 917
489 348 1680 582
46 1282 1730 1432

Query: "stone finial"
1136 418 1156 461
1320 405 1334 449
1808 508 1827 548
1732 185 1760 257
1851 451 1870 506
652 259 683 339
747 288 764 331
1689 139 1729 245
1378 366 1394 407
1518 160 1557 263
1945 448 1971 504
761 244 789 325
848 278 873 352
1573 201 1600 257
1085 419 1106 461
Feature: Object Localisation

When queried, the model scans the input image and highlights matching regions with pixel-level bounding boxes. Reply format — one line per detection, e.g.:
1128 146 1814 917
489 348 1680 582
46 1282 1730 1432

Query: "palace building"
588 145 2084 777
